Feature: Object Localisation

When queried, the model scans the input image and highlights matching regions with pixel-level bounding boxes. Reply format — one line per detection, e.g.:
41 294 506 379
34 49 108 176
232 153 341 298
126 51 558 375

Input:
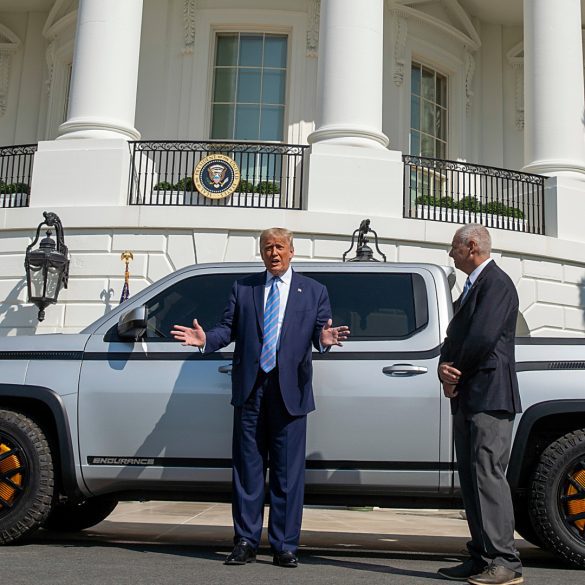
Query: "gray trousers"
453 409 522 573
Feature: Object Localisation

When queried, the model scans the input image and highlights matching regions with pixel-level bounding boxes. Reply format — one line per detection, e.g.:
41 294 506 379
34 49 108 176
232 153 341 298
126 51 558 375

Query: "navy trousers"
231 368 307 553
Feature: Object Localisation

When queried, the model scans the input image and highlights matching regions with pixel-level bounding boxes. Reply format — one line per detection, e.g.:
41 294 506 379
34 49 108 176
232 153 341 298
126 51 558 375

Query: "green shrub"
458 196 482 212
255 181 280 194
415 194 438 206
174 177 195 191
506 206 524 219
153 181 173 191
0 182 30 194
237 180 255 193
483 201 524 219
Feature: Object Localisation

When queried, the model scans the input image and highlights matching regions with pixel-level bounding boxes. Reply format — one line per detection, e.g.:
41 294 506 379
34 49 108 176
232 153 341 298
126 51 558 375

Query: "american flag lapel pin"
298 288 302 293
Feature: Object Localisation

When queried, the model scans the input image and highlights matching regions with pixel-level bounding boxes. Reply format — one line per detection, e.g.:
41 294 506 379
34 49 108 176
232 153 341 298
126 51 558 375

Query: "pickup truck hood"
0 333 91 353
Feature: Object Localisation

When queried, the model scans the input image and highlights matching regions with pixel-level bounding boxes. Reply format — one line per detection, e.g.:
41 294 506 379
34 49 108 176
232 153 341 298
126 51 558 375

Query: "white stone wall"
1 213 583 337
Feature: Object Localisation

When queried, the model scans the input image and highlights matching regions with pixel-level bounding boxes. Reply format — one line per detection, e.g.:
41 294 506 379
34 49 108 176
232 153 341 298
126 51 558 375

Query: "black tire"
513 498 543 547
0 409 54 544
530 429 585 568
44 495 118 532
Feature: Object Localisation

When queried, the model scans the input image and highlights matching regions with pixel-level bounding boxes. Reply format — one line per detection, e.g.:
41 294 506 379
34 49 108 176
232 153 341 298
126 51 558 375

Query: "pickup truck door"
77 270 246 494
305 268 446 493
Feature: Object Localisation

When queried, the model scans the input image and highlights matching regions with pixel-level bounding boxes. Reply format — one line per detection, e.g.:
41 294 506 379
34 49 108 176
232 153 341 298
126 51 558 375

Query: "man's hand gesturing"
171 319 207 348
320 319 350 348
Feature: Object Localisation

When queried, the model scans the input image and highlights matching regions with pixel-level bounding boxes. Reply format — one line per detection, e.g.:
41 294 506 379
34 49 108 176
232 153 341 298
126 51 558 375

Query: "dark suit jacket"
204 269 332 416
440 260 522 414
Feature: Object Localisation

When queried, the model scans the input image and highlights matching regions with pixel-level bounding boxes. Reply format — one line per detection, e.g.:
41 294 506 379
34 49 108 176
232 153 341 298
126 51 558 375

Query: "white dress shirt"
467 257 493 288
265 267 292 347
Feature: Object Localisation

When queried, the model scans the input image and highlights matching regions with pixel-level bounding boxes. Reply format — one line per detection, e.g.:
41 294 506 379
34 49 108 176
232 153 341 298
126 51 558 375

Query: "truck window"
144 273 246 339
308 272 428 340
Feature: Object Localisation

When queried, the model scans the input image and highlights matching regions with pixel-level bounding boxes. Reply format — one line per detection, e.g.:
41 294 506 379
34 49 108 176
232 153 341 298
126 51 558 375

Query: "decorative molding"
392 0 481 51
306 0 320 58
43 0 77 40
463 47 475 114
182 0 198 55
45 40 56 95
0 24 21 117
391 10 408 86
506 42 524 130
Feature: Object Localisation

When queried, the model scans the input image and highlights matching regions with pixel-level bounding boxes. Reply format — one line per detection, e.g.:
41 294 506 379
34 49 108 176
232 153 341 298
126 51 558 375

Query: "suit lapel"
279 270 301 344
253 271 266 333
453 259 496 316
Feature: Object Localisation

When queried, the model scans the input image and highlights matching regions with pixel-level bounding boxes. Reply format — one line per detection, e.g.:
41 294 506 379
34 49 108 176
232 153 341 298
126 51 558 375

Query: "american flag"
119 251 133 303
119 280 130 303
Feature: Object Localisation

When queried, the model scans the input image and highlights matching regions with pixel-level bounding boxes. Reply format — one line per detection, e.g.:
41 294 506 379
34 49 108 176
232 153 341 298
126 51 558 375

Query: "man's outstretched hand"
320 319 350 347
171 319 206 348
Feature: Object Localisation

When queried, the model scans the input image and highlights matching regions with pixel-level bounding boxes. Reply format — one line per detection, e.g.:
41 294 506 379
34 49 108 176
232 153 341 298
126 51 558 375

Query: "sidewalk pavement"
86 502 540 558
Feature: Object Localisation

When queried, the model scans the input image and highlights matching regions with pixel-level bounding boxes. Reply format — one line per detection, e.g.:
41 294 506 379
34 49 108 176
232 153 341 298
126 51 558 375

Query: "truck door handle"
383 364 428 377
218 364 233 375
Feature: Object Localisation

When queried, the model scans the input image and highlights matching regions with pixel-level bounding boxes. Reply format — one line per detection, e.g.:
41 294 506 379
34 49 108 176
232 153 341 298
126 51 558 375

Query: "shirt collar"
468 257 493 286
266 266 292 286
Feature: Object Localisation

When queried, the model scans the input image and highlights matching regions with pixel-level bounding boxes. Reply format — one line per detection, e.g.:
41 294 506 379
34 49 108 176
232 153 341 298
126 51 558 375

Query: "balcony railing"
128 140 308 209
0 144 37 209
403 155 546 235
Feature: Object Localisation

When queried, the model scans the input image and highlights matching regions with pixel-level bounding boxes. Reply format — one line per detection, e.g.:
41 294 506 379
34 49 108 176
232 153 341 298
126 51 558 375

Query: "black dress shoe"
224 540 256 565
272 551 298 568
437 559 487 581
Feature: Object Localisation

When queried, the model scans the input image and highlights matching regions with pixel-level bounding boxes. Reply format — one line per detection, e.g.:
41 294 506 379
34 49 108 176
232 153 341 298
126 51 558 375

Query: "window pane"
436 107 446 140
239 35 263 66
235 104 260 139
421 67 434 100
213 68 237 102
421 134 434 157
237 69 261 102
436 140 446 159
410 131 420 156
260 105 284 141
436 75 447 106
264 36 287 68
411 96 420 130
216 35 238 66
145 273 247 338
211 104 234 139
305 273 428 340
262 69 286 104
422 101 435 134
411 64 421 96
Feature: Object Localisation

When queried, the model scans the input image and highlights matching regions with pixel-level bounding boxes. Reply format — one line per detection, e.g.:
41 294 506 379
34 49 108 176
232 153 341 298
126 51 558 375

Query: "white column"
523 0 585 179
58 0 143 140
308 0 388 148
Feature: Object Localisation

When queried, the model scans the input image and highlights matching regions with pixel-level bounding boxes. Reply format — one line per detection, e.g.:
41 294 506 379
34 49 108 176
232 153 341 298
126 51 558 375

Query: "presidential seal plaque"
193 154 241 200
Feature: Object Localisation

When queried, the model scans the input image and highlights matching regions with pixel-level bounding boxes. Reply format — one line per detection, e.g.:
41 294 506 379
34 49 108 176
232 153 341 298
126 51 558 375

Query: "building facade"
0 0 585 336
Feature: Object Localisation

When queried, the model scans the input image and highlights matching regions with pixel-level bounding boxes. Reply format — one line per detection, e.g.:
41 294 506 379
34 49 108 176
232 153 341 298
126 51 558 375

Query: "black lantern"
342 219 386 262
24 211 70 322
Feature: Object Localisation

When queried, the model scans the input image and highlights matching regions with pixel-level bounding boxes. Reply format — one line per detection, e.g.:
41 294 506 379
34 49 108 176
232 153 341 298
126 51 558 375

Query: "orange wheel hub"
0 441 23 509
566 468 585 533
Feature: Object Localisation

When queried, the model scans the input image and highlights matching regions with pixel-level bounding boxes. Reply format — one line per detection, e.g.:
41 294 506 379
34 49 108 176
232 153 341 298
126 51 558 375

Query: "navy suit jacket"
440 260 522 415
204 269 332 416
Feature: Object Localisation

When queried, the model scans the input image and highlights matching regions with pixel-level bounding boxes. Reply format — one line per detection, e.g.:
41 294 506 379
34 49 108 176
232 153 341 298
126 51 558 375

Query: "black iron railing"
128 140 308 209
403 155 546 235
0 144 37 208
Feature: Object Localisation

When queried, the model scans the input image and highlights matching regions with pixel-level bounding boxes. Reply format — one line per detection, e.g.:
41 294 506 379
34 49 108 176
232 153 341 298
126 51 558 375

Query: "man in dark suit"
437 224 523 585
171 227 349 568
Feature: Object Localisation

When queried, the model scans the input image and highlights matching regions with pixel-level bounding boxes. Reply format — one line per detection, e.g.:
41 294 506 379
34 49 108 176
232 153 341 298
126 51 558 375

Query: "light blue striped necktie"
260 276 280 373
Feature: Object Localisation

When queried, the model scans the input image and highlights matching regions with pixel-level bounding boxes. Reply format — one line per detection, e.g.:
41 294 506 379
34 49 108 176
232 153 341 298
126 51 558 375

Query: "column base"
522 159 585 182
30 139 132 207
304 143 404 217
308 125 389 149
544 175 585 242
58 118 141 141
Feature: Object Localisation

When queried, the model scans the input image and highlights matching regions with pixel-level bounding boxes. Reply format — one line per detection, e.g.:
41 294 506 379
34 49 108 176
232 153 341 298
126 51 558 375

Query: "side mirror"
117 306 147 341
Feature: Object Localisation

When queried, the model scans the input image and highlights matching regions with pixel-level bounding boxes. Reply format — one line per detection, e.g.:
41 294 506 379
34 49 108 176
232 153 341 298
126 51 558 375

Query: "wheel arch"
0 384 80 499
508 399 585 490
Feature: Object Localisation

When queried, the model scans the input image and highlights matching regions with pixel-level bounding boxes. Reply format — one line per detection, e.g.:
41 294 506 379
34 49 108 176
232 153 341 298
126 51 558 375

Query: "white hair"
455 223 491 255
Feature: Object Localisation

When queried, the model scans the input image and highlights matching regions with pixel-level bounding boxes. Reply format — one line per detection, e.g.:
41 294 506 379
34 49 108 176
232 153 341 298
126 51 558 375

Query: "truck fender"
0 383 79 497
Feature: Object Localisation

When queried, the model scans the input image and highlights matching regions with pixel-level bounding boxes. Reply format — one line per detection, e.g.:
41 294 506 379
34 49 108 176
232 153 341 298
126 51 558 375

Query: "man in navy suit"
171 227 349 568
437 224 523 585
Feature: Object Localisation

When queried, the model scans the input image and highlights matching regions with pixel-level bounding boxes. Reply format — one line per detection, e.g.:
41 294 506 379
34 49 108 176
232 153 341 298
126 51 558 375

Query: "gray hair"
455 223 491 255
259 227 294 248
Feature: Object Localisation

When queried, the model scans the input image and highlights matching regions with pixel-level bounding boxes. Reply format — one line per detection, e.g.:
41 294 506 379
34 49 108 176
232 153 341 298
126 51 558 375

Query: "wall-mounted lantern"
24 211 70 322
342 219 387 262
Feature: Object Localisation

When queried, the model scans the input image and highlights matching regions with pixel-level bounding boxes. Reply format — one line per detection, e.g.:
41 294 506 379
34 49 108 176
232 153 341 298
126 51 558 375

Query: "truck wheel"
44 495 118 532
513 499 542 547
0 410 54 544
530 429 585 567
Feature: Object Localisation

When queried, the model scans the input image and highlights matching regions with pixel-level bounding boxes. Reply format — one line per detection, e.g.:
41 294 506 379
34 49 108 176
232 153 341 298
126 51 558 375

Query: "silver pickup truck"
0 262 584 567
